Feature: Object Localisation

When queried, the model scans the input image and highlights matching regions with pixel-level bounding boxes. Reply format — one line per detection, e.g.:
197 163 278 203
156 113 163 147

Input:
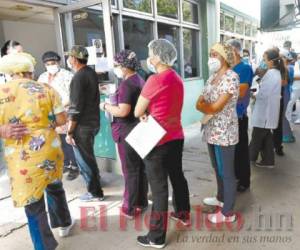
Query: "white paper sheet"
95 57 110 72
125 115 166 159
86 46 97 65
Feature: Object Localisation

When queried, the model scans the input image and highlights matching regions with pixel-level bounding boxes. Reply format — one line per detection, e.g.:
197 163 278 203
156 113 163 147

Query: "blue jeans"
207 144 236 216
59 134 78 167
73 126 103 197
25 181 71 250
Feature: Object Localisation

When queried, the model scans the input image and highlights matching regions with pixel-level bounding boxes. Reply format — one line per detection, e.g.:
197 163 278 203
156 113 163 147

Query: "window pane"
245 22 252 36
71 8 109 81
183 1 198 24
220 13 225 30
123 17 153 77
224 15 234 32
183 28 199 78
157 0 178 19
123 0 152 13
72 9 105 47
158 23 180 74
235 17 244 35
252 25 258 37
245 40 251 50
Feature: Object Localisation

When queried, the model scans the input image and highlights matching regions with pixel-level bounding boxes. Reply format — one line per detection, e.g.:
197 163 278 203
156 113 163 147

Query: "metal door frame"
53 0 115 69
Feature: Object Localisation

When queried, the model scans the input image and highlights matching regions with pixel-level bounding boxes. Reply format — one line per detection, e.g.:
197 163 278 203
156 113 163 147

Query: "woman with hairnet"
197 43 239 223
0 52 74 250
134 39 190 248
100 50 148 219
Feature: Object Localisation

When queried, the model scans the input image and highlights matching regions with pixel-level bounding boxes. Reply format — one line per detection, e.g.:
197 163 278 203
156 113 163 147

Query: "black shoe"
66 166 79 181
275 148 285 156
237 184 249 193
137 235 165 249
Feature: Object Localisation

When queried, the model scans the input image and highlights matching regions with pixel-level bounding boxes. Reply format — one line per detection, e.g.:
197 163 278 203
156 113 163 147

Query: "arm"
239 84 249 99
196 93 232 115
0 124 28 139
134 95 150 117
55 111 67 127
68 76 85 123
104 103 131 118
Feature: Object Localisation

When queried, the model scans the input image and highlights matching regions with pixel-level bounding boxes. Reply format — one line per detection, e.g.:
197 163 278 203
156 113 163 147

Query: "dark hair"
76 58 88 65
243 49 250 55
264 48 287 80
1 40 21 56
42 51 61 63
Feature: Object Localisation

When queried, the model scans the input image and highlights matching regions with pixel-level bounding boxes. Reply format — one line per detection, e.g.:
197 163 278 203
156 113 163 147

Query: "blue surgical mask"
147 58 156 73
242 57 250 64
259 60 268 70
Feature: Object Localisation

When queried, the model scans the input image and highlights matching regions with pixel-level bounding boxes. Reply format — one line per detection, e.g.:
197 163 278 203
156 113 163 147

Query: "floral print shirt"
0 79 64 207
203 69 239 146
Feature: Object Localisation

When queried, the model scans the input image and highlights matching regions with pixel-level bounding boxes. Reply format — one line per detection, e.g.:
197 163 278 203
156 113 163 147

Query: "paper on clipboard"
125 115 166 159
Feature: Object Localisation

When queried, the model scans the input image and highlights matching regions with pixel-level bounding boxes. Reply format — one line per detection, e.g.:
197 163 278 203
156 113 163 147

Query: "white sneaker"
59 218 75 237
294 118 300 124
207 211 236 224
203 197 224 207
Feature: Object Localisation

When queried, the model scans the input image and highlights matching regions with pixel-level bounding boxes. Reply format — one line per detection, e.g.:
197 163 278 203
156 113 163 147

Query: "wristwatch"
67 131 74 136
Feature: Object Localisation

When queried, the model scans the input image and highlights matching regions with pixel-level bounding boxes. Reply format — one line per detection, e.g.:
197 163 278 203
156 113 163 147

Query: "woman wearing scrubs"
196 43 239 224
100 50 148 219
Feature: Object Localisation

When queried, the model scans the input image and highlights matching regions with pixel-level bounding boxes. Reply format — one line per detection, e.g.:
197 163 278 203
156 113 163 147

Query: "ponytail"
264 48 287 80
278 57 287 80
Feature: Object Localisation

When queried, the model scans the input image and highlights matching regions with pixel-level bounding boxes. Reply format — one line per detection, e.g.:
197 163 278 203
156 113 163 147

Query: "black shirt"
68 66 100 128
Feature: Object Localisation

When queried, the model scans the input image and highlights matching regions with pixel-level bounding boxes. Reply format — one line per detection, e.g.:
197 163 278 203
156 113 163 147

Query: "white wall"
2 20 58 76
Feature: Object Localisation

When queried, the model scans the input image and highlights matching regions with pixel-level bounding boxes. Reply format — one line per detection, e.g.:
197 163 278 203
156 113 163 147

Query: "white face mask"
46 64 60 75
147 58 157 73
208 57 221 73
113 67 124 79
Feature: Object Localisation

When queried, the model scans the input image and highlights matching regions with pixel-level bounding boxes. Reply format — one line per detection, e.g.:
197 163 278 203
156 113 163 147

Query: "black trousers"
234 115 251 187
143 139 190 244
25 181 71 250
73 125 103 197
249 127 275 165
273 88 284 150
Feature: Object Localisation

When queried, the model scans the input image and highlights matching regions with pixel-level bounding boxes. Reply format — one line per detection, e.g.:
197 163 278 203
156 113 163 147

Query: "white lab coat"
251 69 282 129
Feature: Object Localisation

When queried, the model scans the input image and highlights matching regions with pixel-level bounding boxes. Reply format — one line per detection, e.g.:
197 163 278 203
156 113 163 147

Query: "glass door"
55 0 117 159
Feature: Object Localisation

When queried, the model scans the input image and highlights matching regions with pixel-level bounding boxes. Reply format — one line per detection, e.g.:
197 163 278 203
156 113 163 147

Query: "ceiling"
0 0 54 24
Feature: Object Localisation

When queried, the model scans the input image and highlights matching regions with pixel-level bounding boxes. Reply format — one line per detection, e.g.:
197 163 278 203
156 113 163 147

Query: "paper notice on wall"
125 116 166 159
86 46 97 65
95 57 110 72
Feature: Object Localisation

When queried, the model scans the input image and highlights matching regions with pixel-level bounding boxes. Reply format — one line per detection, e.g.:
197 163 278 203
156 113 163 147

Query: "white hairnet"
148 39 177 66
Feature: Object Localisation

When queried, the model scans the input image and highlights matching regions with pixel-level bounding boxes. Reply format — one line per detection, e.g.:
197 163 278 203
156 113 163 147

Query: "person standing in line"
0 52 75 250
281 50 296 143
0 40 24 177
65 45 104 202
134 39 190 249
100 50 148 219
227 39 253 193
286 54 300 124
38 51 80 181
0 40 23 84
197 43 239 224
249 48 285 169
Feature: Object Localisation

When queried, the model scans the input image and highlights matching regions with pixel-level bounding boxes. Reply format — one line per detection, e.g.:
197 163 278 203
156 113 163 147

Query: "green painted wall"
182 79 204 126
